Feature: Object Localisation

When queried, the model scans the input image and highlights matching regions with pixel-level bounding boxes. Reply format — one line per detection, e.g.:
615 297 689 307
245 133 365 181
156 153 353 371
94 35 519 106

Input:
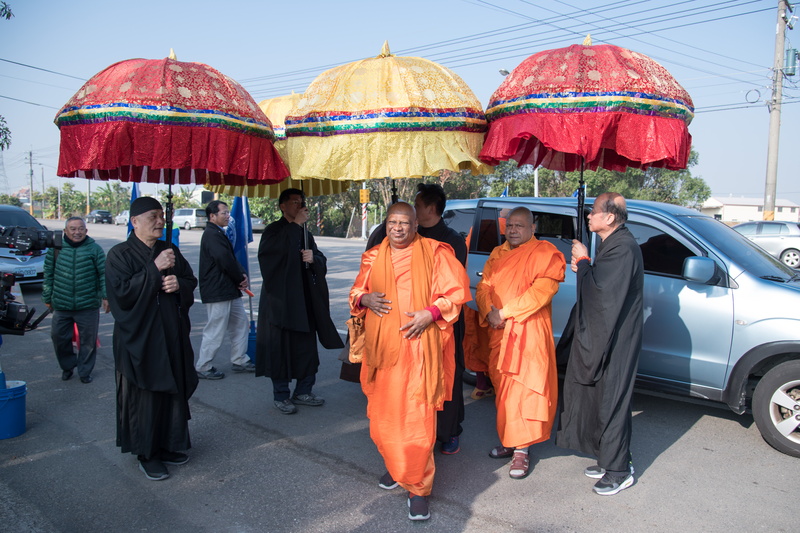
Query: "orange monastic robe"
350 235 470 496
476 238 565 449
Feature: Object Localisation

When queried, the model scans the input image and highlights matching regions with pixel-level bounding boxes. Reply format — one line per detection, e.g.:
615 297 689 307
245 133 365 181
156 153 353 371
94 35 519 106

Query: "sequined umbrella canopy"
480 38 694 171
209 91 352 198
479 37 694 240
285 42 491 189
54 52 290 243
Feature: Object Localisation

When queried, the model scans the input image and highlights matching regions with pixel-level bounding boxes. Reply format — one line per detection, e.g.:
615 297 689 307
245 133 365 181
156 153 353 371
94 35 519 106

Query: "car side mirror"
683 256 716 284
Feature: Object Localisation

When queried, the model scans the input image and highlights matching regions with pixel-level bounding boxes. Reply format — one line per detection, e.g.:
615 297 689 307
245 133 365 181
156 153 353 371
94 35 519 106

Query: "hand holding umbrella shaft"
154 249 175 271
161 274 179 293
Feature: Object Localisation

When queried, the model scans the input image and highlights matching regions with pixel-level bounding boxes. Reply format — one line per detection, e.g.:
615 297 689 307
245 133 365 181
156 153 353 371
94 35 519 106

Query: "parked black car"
86 210 112 224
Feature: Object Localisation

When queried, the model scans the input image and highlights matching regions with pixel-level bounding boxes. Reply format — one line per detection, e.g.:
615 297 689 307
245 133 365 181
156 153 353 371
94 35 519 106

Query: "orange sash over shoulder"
364 235 445 407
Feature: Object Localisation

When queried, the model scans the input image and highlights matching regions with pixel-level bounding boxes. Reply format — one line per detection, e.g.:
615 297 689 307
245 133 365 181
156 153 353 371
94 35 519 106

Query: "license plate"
13 267 36 278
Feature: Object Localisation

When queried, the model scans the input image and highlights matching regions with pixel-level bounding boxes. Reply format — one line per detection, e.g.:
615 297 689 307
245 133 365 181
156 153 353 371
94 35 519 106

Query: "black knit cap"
130 196 163 217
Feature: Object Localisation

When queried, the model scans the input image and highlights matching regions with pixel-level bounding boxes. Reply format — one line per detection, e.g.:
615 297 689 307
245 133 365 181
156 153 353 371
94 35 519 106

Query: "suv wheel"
752 360 800 458
780 249 800 269
184 222 192 230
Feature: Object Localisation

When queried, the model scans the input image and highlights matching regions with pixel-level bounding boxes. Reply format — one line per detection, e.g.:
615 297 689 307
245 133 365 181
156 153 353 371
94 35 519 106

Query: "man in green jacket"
43 217 110 383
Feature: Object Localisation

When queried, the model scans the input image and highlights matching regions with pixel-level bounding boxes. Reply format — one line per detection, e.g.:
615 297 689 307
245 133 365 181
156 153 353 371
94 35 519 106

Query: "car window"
195 209 205 217
682 215 796 280
473 204 575 261
0 209 44 229
761 223 785 235
628 221 696 277
735 223 756 235
442 207 475 242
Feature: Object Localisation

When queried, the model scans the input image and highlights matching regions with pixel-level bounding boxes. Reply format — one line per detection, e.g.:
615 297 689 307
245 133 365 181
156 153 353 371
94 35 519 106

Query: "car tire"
463 370 477 386
752 360 800 458
184 222 191 230
780 249 800 269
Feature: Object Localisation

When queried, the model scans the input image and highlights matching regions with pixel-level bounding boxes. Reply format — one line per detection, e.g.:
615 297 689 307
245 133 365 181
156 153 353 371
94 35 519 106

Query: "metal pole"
764 0 790 221
58 177 62 220
361 180 368 240
28 150 33 216
534 167 539 197
86 180 91 215
40 166 45 217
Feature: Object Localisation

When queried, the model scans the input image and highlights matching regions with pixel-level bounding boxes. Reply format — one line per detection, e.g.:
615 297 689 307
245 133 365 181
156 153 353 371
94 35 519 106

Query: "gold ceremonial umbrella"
284 42 491 183
208 91 352 198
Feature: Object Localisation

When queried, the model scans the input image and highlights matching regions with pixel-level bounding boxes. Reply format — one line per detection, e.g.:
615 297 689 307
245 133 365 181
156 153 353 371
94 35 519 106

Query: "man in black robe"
556 192 644 496
366 184 468 455
256 188 343 415
105 197 199 481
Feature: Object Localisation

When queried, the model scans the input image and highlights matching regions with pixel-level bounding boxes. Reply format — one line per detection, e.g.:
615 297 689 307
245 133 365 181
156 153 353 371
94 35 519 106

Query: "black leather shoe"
80 375 93 384
61 369 73 381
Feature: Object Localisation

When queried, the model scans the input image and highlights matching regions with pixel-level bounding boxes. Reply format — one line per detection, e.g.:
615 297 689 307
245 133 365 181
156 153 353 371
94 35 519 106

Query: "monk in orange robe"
350 202 469 522
476 207 565 480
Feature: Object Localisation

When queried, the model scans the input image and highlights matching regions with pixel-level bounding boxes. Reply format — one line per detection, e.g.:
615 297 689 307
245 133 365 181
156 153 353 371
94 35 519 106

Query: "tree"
58 182 88 217
0 3 13 152
158 186 198 209
92 182 131 215
0 194 21 207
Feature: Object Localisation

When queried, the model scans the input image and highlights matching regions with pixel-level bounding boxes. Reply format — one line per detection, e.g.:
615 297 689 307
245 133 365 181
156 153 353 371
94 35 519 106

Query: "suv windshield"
0 209 45 229
681 215 796 280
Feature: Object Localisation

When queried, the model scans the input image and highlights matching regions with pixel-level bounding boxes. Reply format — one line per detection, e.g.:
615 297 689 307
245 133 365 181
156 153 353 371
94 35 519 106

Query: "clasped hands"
360 291 433 339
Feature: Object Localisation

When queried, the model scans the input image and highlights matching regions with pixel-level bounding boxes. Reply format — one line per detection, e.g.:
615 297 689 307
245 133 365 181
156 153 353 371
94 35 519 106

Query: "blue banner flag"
126 183 139 236
230 196 253 277
500 185 509 197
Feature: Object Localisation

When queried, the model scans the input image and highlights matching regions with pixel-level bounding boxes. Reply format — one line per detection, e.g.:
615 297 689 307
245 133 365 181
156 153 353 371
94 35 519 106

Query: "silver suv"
172 208 207 230
444 197 800 458
732 220 800 269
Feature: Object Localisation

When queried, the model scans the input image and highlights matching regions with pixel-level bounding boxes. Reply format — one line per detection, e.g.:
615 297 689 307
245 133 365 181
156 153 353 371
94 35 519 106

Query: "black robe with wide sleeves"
255 218 343 381
556 225 644 473
106 233 198 458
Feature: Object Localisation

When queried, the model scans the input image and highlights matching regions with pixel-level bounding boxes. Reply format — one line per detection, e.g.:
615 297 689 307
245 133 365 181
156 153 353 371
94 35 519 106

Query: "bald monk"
476 207 565 479
349 201 470 521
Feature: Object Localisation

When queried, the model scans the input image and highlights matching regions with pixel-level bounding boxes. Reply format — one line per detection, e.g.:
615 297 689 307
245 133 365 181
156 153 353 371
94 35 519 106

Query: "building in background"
700 196 800 224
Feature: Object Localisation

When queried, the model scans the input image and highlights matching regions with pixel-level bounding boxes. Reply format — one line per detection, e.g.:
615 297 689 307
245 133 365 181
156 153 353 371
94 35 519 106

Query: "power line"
0 58 86 81
0 94 60 110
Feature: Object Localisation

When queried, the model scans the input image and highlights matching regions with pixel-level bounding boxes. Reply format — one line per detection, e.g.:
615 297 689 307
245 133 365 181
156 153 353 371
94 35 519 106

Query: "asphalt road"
0 221 795 533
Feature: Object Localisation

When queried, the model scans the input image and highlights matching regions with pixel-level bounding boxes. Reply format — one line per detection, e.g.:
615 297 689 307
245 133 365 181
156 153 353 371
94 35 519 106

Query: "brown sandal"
471 387 495 400
509 451 530 479
488 445 514 459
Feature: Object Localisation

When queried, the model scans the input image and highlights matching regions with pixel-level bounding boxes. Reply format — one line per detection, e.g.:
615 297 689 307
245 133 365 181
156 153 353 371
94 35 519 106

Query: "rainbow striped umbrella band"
487 90 694 124
55 102 275 139
285 107 487 137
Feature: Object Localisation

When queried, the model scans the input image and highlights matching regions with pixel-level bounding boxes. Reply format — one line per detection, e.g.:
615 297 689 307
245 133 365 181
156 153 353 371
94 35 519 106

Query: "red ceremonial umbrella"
55 52 289 244
480 36 694 239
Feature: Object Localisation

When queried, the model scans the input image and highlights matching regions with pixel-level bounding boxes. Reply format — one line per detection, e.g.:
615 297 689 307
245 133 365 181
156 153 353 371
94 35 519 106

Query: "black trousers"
51 308 99 379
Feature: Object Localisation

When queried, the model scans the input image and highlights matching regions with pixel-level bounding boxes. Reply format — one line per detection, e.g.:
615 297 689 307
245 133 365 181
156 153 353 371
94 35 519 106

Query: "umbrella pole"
577 159 586 243
164 170 174 247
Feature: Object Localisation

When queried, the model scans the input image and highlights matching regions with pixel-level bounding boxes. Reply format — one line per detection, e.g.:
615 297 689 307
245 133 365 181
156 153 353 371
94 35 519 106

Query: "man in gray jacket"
195 200 253 379
43 217 109 384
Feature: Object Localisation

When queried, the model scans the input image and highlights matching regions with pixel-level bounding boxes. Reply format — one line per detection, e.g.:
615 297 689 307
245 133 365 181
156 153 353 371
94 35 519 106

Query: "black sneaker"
80 375 93 384
138 456 169 481
593 472 634 495
274 399 297 415
197 367 225 380
441 436 460 455
291 393 324 406
584 463 634 479
159 450 189 465
61 369 73 381
407 495 430 521
378 472 398 490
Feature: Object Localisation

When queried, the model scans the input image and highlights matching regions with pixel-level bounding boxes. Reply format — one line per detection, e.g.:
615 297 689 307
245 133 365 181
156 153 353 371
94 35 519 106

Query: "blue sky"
1 0 798 204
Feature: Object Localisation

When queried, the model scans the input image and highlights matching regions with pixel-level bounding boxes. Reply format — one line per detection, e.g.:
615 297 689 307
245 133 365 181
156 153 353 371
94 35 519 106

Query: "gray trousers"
195 298 250 372
51 308 100 379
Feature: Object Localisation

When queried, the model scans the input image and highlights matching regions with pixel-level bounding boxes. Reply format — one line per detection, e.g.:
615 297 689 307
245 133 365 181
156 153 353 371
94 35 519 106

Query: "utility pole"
28 150 34 216
763 0 794 220
40 166 45 218
86 180 90 215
